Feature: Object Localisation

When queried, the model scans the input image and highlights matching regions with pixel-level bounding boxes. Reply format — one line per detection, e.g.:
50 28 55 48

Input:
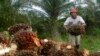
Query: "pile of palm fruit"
38 39 90 56
68 25 85 36
7 23 40 56
89 52 100 56
1 23 99 56
0 32 8 46
8 23 32 35
39 39 58 56
16 50 38 56
14 30 40 50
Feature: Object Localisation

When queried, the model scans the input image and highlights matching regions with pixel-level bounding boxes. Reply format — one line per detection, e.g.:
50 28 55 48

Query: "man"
64 7 86 49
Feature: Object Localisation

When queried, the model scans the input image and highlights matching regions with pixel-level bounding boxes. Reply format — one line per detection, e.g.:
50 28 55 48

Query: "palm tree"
0 0 29 30
0 0 15 29
32 0 74 38
9 0 74 38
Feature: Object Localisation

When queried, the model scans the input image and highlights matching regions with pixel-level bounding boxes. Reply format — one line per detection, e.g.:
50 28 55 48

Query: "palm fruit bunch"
39 39 57 56
79 49 89 56
3 52 16 56
59 43 89 56
0 32 8 45
68 25 85 36
16 50 38 56
89 52 100 56
59 44 77 56
53 50 66 56
13 30 41 50
8 23 32 35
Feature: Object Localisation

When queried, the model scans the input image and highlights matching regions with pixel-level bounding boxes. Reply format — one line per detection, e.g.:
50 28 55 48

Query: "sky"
70 0 97 3
70 0 75 2
12 0 97 18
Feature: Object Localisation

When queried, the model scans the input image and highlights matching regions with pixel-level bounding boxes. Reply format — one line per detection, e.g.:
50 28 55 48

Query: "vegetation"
0 0 100 52
61 35 100 52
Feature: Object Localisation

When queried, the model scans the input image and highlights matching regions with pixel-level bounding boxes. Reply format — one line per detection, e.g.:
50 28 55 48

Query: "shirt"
64 15 86 26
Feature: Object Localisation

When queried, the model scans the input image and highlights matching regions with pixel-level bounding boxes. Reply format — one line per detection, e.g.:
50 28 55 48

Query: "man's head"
70 7 77 19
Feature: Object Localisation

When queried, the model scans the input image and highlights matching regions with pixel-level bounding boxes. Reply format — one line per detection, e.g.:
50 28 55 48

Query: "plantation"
0 0 100 56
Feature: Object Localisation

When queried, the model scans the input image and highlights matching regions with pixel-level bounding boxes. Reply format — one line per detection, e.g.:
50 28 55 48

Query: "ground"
60 35 100 52
81 35 100 52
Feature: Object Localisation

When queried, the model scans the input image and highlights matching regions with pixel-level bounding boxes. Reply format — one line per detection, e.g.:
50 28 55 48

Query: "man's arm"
64 17 74 31
64 25 69 31
64 18 71 31
79 16 86 26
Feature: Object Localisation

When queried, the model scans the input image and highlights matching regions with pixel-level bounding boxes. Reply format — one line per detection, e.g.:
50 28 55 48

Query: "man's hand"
64 22 73 32
64 25 70 31
68 22 73 26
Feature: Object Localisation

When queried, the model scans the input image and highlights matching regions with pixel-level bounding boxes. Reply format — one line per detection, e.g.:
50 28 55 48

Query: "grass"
81 35 100 52
60 34 100 52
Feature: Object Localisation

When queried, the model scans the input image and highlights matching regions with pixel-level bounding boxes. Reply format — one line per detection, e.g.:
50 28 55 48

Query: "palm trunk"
50 17 61 40
51 24 60 40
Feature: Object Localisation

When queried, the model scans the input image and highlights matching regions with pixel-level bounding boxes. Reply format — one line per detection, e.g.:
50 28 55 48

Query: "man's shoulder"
67 16 72 19
77 15 82 18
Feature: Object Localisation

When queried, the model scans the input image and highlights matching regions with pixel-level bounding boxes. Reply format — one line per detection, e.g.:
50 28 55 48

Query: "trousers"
68 34 81 46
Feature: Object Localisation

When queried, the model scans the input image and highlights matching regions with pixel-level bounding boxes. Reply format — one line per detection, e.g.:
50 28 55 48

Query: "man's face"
70 12 77 19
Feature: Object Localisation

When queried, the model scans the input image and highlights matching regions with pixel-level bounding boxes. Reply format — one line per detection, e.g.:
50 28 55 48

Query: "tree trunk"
51 24 61 40
50 18 61 41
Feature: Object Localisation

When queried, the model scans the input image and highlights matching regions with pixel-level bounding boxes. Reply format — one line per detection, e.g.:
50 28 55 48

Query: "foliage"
0 0 100 37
